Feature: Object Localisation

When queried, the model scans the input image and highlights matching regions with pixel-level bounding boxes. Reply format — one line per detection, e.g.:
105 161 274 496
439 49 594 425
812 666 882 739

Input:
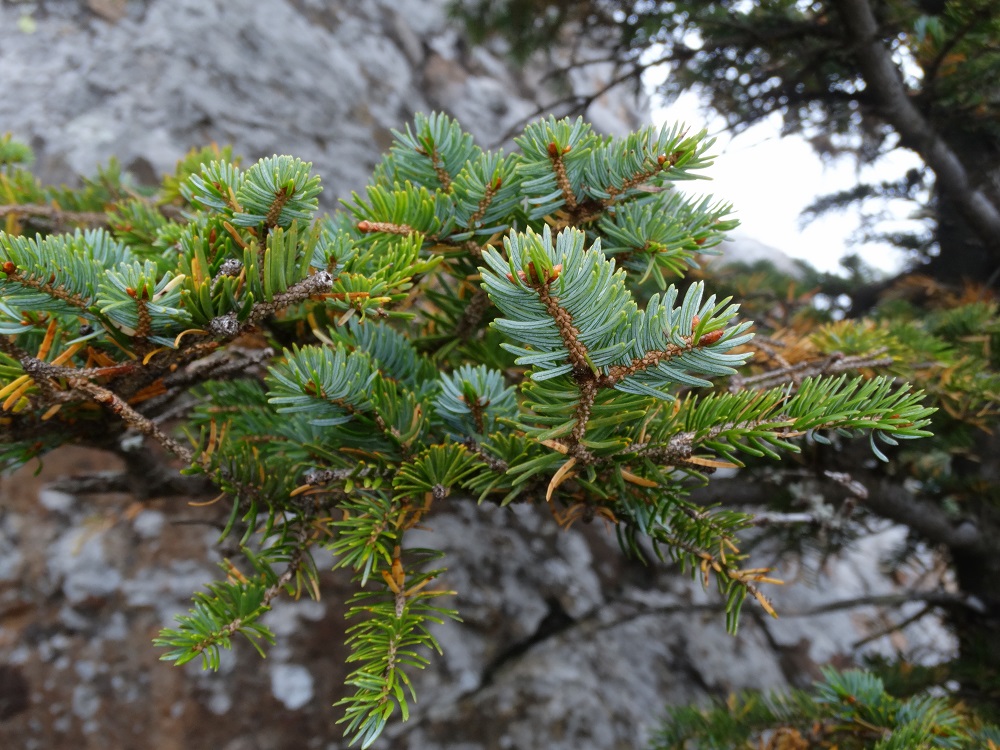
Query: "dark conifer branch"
833 0 1000 257
0 115 948 746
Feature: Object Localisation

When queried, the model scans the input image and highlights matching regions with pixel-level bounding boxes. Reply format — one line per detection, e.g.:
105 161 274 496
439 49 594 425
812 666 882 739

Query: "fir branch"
1 263 94 313
133 294 153 345
264 185 292 229
1 112 950 746
466 179 499 225
603 337 704 385
416 144 452 193
600 149 679 206
533 276 590 372
547 141 578 210
301 465 391 488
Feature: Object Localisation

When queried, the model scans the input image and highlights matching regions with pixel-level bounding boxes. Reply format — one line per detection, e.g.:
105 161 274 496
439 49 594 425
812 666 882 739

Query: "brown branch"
529 278 598 462
0 203 108 231
603 341 694 385
417 146 452 193
264 187 292 229
547 142 578 211
67 377 196 466
462 438 509 473
534 281 589 373
356 220 415 235
454 288 491 340
207 270 333 337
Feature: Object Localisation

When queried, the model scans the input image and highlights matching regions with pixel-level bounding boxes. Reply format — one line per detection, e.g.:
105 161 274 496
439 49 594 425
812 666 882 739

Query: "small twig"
750 511 827 527
729 349 893 393
851 603 934 650
0 203 108 230
778 590 981 618
207 271 333 337
454 288 491 341
462 438 509 473
67 378 196 466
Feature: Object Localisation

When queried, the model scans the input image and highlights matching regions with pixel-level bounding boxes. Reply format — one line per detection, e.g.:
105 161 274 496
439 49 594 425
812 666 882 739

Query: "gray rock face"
0 448 956 750
1 0 644 199
0 2 955 749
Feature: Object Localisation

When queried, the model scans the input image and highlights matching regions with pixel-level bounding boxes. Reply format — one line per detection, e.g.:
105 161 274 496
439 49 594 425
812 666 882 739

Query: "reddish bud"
694 237 706 246
209 228 217 244
126 287 137 298
357 220 373 232
657 154 668 166
699 329 725 345
492 177 503 190
2 261 15 275
547 142 560 158
691 315 700 329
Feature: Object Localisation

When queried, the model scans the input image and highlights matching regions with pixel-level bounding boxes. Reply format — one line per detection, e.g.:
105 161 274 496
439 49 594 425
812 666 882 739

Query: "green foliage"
654 667 999 749
455 0 1000 280
0 115 936 747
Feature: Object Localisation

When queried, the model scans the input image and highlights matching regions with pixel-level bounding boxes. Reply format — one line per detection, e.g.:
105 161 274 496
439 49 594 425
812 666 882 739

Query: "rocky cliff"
0 2 953 749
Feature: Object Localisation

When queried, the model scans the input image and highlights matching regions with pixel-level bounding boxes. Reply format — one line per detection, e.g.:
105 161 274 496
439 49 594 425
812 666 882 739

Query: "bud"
699 329 725 345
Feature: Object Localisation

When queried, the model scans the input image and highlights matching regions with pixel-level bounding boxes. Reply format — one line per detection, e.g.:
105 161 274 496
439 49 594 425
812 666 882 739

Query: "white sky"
654 91 923 275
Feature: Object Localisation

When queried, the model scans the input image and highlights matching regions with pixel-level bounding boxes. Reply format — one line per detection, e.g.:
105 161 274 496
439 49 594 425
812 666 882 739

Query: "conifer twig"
0 203 109 230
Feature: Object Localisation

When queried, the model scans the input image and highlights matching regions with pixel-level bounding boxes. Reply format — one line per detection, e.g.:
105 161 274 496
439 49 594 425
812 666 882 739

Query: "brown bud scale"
699 329 725 345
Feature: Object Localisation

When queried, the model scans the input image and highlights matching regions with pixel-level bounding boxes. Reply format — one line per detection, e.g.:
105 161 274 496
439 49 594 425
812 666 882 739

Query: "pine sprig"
154 524 314 670
0 114 946 746
336 547 459 749
653 667 994 749
598 193 737 285
380 111 480 192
